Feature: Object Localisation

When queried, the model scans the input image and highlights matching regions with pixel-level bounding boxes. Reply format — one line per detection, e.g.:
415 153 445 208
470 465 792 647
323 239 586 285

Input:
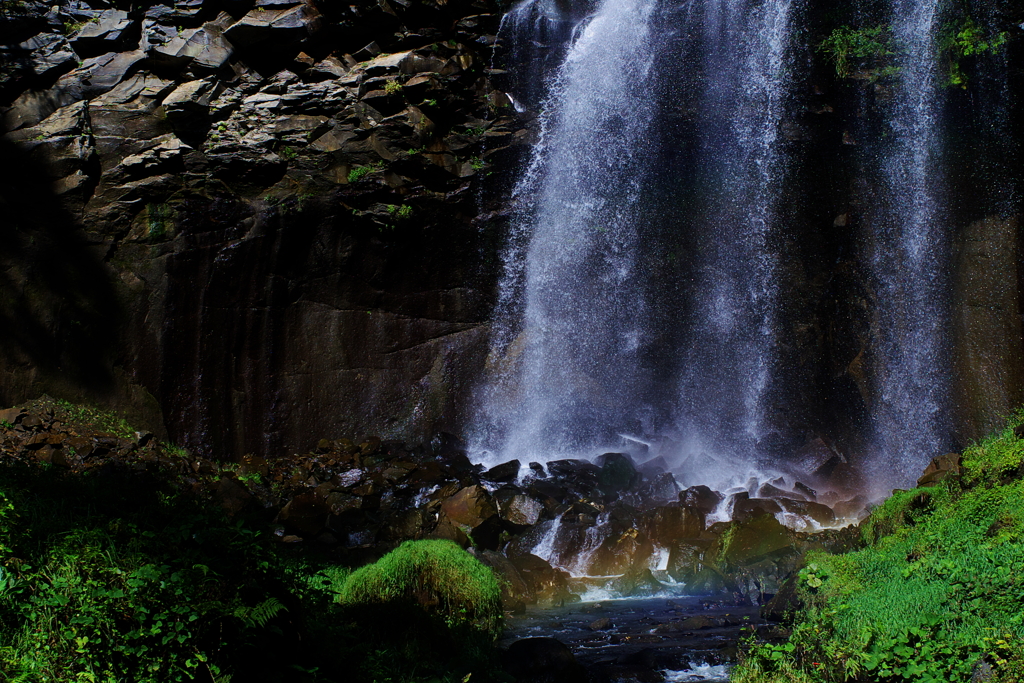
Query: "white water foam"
662 663 732 682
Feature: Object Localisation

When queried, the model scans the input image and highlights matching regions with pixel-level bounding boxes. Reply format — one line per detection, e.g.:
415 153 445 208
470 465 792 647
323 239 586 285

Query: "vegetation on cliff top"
734 410 1024 683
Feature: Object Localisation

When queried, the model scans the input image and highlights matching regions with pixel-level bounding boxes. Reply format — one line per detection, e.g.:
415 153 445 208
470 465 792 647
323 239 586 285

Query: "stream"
499 595 768 682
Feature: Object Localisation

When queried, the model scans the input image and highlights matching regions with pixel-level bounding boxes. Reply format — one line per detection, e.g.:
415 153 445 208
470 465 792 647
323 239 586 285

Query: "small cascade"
529 513 566 566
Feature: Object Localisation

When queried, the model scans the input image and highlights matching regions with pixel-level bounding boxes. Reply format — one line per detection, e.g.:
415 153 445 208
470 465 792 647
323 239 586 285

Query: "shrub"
818 25 895 78
340 539 502 637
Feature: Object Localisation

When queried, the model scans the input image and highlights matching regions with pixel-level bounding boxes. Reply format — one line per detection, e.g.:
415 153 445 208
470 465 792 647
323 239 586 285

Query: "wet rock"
794 482 817 501
757 483 806 501
832 494 869 521
680 485 725 515
508 554 572 604
596 452 640 496
635 472 680 507
917 452 963 487
475 549 531 610
441 484 497 528
777 498 836 527
588 617 612 630
642 505 704 546
610 566 663 596
760 573 802 623
732 493 783 522
483 459 521 483
720 514 795 569
590 526 654 577
502 637 587 683
495 491 544 527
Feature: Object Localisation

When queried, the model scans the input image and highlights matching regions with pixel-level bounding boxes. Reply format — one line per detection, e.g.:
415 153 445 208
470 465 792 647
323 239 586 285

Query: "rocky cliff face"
1 0 525 458
1 0 1022 465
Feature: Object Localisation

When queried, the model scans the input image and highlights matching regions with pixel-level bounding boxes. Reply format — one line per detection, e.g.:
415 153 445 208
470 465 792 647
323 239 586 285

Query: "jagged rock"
757 482 806 501
223 5 322 48
596 452 640 495
508 553 573 605
719 514 795 569
732 493 783 523
917 452 963 487
794 482 817 500
1 33 78 78
680 485 724 515
588 617 612 630
482 459 521 483
70 9 134 53
440 484 497 529
495 490 543 526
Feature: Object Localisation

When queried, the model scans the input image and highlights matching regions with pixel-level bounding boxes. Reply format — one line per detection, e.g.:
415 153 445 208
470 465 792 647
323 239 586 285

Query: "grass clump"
734 410 1024 683
340 539 502 637
54 399 134 439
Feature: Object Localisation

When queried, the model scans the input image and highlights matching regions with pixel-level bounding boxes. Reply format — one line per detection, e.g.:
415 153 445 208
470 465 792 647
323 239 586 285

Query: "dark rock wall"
1 0 1022 461
1 0 520 458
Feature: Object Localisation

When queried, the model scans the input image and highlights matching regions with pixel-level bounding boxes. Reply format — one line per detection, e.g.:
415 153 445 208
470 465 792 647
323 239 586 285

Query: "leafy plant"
347 162 384 184
280 146 298 160
938 17 1008 88
383 79 403 96
818 25 896 78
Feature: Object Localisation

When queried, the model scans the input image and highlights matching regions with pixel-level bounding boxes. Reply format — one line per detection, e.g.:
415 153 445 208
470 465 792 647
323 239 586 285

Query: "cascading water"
865 0 952 486
669 0 797 487
474 0 801 486
472 0 663 465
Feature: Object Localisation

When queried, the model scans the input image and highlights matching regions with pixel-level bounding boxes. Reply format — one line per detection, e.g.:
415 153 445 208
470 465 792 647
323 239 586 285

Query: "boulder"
482 459 521 483
680 485 724 516
719 514 795 569
732 493 783 523
776 498 836 527
760 572 802 622
596 452 640 496
917 452 963 487
610 566 663 596
495 491 544 527
642 505 704 546
70 10 135 53
440 485 497 529
277 492 329 537
475 549 531 610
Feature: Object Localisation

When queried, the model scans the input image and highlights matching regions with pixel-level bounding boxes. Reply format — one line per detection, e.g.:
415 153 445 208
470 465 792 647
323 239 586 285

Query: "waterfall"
671 0 796 483
472 0 662 464
866 0 952 485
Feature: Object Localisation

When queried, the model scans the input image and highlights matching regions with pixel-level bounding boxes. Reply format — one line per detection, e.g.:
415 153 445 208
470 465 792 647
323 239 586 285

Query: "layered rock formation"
1 0 522 458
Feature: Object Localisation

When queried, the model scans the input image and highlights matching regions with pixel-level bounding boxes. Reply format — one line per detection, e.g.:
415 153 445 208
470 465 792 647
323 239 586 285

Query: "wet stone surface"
499 596 761 682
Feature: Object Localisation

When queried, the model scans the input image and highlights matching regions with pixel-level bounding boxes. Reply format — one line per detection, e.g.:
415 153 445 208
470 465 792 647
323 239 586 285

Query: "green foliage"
818 25 895 78
470 157 486 171
383 79 403 96
340 540 502 637
280 146 298 160
385 204 413 220
347 162 384 184
734 413 1024 683
54 400 134 439
938 17 1008 88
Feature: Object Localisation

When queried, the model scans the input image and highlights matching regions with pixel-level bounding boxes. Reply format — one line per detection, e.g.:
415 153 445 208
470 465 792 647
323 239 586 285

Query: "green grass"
340 539 502 637
54 399 134 439
734 409 1024 683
